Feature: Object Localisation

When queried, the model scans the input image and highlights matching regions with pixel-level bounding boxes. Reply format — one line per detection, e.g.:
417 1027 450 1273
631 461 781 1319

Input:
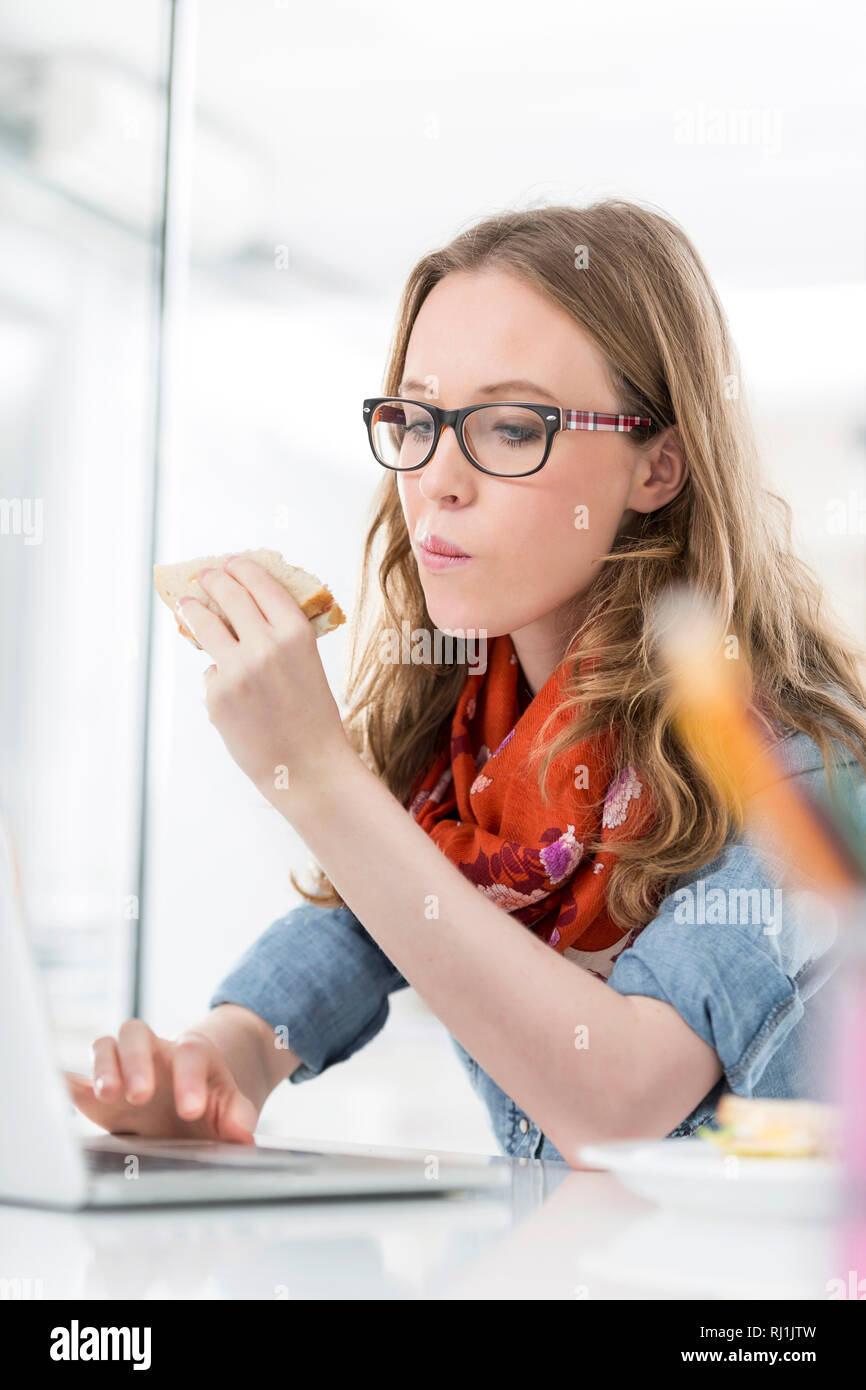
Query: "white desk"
0 1133 836 1300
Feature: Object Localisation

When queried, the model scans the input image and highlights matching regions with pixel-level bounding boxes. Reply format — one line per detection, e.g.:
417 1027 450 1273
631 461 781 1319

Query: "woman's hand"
176 555 350 797
64 1020 261 1143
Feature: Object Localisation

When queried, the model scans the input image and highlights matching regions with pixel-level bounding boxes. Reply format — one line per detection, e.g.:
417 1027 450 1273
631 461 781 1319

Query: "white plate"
577 1136 841 1222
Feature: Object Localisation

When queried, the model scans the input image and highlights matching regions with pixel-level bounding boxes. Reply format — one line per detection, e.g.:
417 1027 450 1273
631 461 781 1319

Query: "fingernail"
198 566 216 577
175 600 196 633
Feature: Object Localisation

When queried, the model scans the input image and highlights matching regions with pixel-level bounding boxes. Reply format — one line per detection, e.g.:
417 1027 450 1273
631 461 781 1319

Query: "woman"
67 199 866 1165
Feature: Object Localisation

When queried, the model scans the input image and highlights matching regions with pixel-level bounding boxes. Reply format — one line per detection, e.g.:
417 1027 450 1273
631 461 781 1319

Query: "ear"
624 425 688 515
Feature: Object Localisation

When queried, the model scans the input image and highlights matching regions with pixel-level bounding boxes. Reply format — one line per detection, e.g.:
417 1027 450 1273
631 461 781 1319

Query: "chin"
424 599 507 642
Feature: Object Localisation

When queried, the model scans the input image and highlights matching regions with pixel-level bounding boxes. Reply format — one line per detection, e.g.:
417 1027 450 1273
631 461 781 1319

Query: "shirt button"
518 1116 530 1134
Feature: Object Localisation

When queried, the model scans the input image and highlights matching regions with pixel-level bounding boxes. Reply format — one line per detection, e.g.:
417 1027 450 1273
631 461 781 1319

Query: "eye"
495 423 543 448
406 417 433 436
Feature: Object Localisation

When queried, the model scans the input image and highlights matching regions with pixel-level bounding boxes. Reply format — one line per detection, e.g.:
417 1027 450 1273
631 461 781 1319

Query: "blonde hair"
292 198 866 929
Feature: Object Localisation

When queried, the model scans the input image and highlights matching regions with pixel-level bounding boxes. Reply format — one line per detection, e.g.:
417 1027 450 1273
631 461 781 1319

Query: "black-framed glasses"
363 397 655 478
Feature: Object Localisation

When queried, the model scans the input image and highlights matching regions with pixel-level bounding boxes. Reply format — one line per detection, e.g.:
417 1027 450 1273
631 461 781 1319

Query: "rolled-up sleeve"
208 903 409 1084
606 838 840 1095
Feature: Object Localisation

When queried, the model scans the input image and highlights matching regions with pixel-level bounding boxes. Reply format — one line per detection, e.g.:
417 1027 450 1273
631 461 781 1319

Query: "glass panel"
0 5 169 1069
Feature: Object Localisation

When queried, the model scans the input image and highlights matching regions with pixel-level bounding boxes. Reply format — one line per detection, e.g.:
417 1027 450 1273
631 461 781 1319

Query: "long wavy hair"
291 198 866 929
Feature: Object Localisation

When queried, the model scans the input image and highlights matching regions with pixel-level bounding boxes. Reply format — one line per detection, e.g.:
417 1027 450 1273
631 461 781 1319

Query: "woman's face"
396 267 684 683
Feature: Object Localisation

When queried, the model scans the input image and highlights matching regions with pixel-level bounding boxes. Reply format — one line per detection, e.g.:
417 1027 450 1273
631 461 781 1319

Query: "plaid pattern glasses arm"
562 410 653 432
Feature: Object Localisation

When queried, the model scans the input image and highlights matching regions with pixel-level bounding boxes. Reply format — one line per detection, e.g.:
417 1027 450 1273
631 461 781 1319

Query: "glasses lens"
370 399 436 469
464 405 547 475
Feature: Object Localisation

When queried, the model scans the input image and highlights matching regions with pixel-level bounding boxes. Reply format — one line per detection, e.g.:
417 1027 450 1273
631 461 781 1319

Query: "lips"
418 531 471 558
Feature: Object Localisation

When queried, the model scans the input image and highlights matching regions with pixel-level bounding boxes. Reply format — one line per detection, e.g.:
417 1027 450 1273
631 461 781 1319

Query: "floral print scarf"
406 632 658 960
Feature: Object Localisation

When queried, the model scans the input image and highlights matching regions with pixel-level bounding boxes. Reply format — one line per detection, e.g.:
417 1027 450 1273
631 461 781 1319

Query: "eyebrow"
397 377 559 402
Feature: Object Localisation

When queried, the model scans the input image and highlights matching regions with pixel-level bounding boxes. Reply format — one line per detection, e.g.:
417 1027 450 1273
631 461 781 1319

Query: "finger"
171 1034 213 1121
64 1072 125 1129
116 1019 157 1103
175 597 238 662
91 1036 123 1100
65 1070 95 1095
222 556 308 632
196 567 271 642
215 1086 259 1144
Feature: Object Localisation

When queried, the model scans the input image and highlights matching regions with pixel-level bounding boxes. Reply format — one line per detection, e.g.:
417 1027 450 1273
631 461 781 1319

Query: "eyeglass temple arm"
561 409 654 432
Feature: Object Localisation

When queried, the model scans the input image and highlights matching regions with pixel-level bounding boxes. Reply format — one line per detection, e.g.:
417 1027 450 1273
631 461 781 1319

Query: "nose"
418 423 473 498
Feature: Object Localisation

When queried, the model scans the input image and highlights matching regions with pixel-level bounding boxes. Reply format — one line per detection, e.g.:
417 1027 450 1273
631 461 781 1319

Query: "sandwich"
153 549 345 650
696 1094 840 1159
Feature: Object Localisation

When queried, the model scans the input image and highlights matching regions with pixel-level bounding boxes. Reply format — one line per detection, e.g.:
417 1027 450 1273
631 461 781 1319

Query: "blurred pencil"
649 584 865 899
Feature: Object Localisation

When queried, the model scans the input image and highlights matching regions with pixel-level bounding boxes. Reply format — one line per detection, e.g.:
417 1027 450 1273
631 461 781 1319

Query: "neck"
509 638 558 702
516 664 534 712
509 604 581 699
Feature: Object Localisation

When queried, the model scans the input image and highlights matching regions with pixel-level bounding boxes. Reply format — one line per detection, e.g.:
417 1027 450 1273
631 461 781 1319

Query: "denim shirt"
208 730 865 1163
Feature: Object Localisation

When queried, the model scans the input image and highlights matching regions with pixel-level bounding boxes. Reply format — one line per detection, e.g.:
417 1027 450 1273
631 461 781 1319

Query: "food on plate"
696 1095 840 1158
153 549 345 649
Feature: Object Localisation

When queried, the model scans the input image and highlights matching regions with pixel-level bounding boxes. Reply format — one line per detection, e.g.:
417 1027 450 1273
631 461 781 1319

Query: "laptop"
0 816 510 1210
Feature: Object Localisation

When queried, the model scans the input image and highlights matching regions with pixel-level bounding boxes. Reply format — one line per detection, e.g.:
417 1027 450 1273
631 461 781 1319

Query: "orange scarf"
406 633 657 954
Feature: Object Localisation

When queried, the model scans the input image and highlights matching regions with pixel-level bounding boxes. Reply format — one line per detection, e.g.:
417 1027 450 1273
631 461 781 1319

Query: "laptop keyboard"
85 1146 314 1175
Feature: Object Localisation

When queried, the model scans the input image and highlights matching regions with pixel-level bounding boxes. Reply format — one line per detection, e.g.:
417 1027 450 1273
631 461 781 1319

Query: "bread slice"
153 549 345 649
700 1094 839 1158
